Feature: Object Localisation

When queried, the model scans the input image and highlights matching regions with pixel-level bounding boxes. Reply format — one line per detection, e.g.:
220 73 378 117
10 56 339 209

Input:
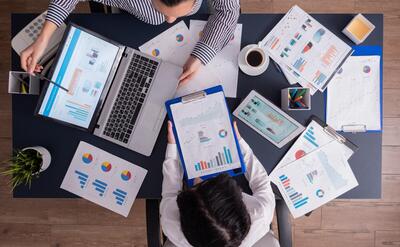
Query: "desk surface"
11 13 383 199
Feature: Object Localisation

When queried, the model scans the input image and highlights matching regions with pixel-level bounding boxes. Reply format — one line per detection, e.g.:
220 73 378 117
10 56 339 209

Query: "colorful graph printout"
259 5 352 92
61 141 147 217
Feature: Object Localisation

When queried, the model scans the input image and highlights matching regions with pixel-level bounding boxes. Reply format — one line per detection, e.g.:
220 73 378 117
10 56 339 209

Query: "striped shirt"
46 0 240 64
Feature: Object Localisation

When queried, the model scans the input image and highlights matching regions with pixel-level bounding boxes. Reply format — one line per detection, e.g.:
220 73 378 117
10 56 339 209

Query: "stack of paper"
61 141 147 217
270 120 358 218
139 20 242 98
259 5 353 95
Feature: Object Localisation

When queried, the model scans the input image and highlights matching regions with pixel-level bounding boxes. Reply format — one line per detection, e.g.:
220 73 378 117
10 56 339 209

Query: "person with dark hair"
160 121 279 247
20 0 240 85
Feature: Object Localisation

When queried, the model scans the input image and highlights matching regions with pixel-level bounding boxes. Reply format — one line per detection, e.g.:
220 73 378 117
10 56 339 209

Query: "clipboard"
165 85 246 185
310 116 358 153
325 45 383 133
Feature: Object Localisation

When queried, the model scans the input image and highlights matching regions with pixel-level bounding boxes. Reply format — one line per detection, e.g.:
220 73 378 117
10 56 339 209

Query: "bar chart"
194 146 233 171
75 170 89 189
279 174 309 209
113 188 127 206
92 179 108 197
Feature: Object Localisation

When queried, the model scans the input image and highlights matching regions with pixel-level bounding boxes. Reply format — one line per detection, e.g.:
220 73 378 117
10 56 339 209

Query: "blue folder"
325 45 383 132
165 85 246 186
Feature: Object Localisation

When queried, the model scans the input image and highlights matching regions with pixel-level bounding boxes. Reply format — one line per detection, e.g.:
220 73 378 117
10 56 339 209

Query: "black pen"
35 74 69 92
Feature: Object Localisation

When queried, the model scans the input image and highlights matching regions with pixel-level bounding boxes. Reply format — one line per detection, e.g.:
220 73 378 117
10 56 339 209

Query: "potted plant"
1 146 51 190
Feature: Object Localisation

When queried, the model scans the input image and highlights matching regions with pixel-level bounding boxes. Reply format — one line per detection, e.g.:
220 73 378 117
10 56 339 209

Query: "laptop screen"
38 25 120 129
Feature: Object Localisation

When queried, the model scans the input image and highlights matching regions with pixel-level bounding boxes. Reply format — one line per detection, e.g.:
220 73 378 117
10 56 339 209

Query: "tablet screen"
170 92 242 179
38 26 120 129
238 95 299 144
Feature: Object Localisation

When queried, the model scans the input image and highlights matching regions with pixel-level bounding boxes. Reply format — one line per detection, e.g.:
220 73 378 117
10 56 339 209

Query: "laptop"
35 23 182 156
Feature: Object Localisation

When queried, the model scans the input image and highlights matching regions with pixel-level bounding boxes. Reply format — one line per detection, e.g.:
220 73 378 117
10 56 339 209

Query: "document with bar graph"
61 141 147 217
168 87 244 180
272 141 358 218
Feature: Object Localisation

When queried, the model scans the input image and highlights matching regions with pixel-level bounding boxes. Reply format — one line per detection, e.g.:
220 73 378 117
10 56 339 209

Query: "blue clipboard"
165 85 246 186
324 45 383 132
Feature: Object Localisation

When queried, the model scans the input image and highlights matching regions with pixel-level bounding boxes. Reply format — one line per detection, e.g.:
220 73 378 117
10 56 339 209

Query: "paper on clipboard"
326 55 381 131
271 120 354 176
168 89 243 179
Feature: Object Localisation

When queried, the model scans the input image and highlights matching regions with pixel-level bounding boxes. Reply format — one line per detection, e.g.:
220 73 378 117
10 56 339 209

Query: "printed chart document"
259 5 352 92
272 120 353 175
272 141 358 218
139 20 242 98
170 92 242 179
61 141 147 217
326 55 381 131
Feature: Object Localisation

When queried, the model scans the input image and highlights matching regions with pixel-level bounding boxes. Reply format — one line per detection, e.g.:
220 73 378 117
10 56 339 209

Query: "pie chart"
176 34 184 42
152 48 160 57
82 153 93 164
295 150 306 160
219 129 228 138
121 170 132 181
101 162 112 172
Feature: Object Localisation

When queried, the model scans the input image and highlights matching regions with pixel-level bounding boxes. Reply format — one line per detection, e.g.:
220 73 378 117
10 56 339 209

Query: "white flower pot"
22 146 51 173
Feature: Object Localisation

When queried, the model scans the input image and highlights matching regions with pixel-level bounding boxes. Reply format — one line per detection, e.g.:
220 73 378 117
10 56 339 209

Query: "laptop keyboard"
103 54 159 143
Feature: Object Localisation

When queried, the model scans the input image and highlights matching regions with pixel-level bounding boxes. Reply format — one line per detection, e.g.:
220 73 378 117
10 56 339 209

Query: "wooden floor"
0 0 399 246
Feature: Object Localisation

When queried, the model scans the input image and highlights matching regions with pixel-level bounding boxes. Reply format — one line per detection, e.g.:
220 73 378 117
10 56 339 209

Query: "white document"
170 92 242 179
189 20 242 98
259 5 352 92
139 20 242 98
326 56 381 131
139 21 192 67
61 141 147 217
271 120 353 178
271 141 358 218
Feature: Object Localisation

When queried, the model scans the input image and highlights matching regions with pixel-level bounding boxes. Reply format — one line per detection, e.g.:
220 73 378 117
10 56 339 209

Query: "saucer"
238 44 270 76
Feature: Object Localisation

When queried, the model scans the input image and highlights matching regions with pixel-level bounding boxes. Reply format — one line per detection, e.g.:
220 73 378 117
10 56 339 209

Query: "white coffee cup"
245 47 268 68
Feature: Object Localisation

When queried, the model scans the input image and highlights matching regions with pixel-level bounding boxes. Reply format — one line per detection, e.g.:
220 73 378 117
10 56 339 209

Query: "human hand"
179 56 203 84
20 36 49 74
167 121 176 144
233 121 242 141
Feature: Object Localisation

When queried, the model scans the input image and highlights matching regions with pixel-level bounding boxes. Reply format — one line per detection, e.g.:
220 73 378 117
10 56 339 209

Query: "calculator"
11 11 67 64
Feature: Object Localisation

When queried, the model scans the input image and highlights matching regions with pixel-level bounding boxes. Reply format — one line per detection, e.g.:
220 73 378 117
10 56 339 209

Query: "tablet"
233 90 305 148
166 86 245 182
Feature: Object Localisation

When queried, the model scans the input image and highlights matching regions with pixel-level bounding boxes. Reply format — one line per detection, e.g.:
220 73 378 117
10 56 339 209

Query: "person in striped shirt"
20 0 240 84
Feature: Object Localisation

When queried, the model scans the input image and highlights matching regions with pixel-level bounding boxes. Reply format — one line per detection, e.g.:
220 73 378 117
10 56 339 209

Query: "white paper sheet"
189 20 242 97
61 141 147 217
326 56 381 131
139 20 242 98
271 141 358 218
259 5 352 92
271 120 354 177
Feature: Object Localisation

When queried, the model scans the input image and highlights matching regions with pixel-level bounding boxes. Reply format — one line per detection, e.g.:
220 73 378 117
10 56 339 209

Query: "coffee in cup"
245 47 266 68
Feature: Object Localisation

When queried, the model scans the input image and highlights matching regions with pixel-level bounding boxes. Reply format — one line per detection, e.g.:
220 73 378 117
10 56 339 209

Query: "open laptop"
35 23 182 156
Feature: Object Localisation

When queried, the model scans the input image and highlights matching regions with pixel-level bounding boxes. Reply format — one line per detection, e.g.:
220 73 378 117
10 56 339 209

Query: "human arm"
179 0 240 83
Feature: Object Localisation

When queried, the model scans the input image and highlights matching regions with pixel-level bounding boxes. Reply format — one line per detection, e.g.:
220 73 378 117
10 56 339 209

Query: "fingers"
233 121 242 140
34 64 44 73
27 52 39 75
179 72 196 85
20 49 30 72
179 68 193 82
167 121 176 144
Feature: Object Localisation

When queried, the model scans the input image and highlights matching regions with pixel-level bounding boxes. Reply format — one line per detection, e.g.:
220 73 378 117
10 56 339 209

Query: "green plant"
1 149 43 190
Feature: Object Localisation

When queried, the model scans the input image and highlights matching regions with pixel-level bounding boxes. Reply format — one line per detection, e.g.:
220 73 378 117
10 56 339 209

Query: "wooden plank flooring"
0 0 399 246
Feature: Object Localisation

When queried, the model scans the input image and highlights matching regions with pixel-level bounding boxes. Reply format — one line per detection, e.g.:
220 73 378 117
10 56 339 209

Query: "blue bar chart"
75 170 89 188
303 126 319 148
92 179 108 197
113 188 127 206
194 146 233 171
279 174 309 209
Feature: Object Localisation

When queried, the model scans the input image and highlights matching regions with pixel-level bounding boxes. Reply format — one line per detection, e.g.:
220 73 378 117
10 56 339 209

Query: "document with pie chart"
61 141 147 217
